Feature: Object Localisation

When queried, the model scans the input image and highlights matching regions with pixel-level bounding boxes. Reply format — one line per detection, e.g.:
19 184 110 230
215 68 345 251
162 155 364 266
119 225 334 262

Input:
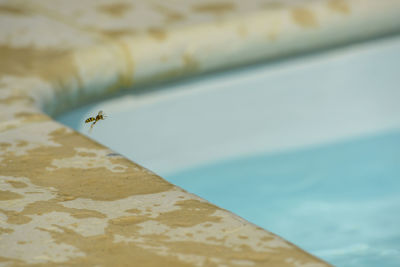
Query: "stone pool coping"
1 0 400 266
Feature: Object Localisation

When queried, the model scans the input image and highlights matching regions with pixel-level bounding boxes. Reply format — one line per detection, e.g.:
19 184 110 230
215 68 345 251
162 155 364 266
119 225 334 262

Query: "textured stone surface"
1 0 400 266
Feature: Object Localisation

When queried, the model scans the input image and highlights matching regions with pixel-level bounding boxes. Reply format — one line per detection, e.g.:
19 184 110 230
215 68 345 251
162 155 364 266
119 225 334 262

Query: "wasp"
85 110 106 130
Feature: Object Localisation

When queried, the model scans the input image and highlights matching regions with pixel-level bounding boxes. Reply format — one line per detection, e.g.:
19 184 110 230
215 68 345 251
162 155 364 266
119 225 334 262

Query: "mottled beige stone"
97 2 133 17
6 180 28 189
192 3 235 15
328 0 351 14
0 190 23 201
291 8 318 28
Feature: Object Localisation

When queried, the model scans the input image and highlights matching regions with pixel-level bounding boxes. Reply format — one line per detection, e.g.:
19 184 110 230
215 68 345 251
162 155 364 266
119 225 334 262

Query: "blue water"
167 131 400 266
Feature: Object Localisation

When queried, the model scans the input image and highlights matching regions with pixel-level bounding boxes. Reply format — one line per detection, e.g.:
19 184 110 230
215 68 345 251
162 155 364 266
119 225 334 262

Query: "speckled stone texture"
1 0 400 266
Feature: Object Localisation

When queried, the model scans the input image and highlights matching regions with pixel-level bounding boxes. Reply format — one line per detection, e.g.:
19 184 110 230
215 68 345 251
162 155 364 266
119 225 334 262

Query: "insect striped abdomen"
85 117 95 123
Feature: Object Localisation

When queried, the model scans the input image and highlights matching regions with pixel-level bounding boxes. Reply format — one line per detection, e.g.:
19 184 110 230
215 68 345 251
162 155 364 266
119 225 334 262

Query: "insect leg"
90 120 97 129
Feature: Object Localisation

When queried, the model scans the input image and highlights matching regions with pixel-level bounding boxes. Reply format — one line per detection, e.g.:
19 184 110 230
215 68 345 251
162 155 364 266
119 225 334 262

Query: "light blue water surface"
167 131 400 267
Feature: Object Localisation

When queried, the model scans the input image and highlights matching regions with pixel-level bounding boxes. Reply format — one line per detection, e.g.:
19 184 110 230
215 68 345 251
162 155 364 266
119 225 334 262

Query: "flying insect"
85 110 106 131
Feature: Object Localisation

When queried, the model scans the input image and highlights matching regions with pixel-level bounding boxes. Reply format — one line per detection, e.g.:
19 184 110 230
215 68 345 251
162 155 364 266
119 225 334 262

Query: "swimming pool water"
167 131 400 266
